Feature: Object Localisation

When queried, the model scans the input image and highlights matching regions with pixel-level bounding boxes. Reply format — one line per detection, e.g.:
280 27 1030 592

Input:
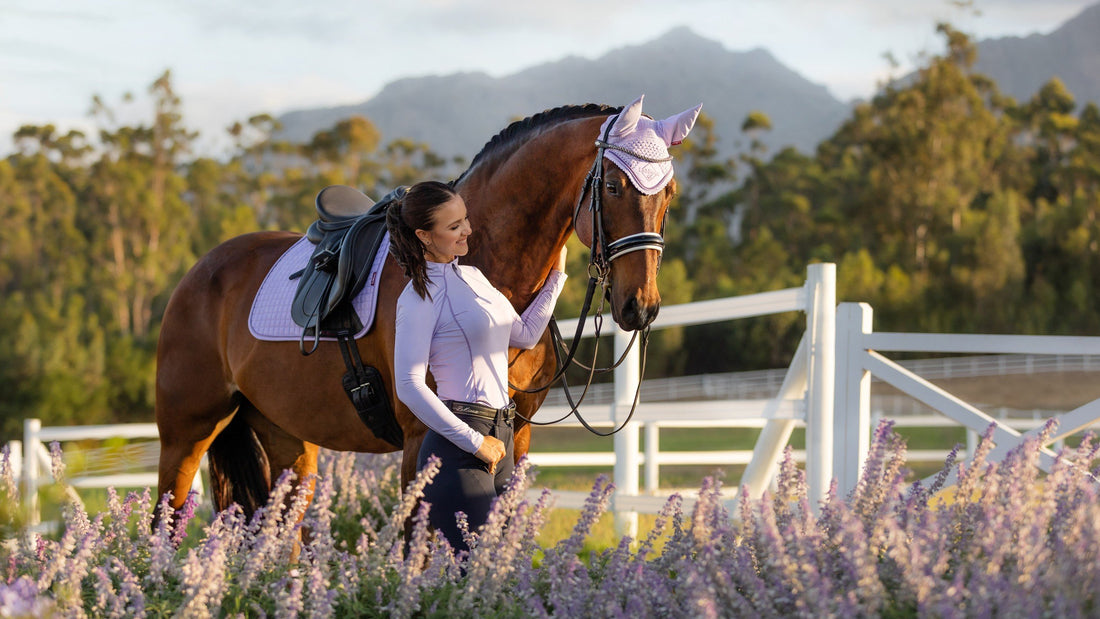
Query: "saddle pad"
249 233 390 342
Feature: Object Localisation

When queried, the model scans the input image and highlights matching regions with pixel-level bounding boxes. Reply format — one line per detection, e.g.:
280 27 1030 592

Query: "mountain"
277 27 852 163
974 2 1100 107
277 3 1100 165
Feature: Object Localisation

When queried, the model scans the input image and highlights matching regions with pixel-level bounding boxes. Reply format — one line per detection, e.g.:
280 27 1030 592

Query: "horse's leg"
242 409 319 559
155 257 246 524
509 335 555 465
155 393 238 514
512 418 532 464
243 409 320 506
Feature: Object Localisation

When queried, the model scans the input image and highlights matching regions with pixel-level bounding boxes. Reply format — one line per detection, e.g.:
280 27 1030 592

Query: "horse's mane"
452 103 621 186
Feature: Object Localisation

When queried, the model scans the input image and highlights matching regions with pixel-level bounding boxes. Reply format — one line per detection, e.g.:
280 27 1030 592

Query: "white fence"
526 263 836 534
11 267 1100 534
14 418 203 530
834 302 1100 495
541 354 1100 405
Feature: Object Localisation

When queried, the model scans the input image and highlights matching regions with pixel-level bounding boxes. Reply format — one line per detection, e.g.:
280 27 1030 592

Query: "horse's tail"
208 410 271 518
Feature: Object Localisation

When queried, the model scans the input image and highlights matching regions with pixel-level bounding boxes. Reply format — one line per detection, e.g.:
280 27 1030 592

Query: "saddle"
290 184 408 449
291 185 406 353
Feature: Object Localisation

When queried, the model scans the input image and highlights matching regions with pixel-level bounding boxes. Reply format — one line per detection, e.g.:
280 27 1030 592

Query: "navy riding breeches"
416 408 514 553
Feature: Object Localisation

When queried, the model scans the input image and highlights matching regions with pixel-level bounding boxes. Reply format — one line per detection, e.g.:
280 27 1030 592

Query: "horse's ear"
612 95 646 137
655 103 703 146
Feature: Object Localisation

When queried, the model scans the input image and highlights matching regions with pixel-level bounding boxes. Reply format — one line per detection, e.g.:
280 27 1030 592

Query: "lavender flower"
0 576 54 618
7 426 1100 616
0 444 17 503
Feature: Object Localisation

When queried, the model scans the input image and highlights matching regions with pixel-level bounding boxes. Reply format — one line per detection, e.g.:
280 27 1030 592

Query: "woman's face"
416 194 471 263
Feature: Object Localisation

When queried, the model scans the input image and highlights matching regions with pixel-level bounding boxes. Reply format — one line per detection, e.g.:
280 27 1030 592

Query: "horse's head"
574 95 702 331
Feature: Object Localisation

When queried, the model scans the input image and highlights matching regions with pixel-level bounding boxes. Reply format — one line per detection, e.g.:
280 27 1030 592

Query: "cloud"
176 0 383 40
411 0 635 34
178 75 369 157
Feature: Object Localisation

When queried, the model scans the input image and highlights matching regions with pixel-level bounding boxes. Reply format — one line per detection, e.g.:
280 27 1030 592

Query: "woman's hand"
474 435 506 474
553 245 568 272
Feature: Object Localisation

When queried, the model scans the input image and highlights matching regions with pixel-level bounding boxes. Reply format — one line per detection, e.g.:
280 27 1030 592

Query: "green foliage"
4 22 1100 435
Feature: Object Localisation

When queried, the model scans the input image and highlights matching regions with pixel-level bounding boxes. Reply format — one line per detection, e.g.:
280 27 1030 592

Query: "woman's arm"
509 268 567 349
394 288 484 454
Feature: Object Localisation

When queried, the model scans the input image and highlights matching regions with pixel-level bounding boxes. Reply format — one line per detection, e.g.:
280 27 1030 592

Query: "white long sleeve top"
394 259 566 453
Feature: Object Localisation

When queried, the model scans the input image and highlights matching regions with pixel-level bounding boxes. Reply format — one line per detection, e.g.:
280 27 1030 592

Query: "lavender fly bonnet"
599 95 703 195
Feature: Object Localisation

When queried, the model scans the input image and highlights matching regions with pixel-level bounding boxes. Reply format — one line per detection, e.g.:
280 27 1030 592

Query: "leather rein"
509 113 673 436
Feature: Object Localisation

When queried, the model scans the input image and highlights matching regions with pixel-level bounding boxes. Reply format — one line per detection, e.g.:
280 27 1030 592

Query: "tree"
83 70 197 340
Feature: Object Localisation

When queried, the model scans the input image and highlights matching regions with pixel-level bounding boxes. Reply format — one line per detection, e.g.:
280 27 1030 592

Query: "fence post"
739 337 808 498
23 418 41 528
804 263 836 507
643 422 659 493
613 326 640 538
833 303 873 497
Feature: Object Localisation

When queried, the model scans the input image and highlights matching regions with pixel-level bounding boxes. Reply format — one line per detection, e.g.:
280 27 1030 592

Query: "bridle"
510 113 674 436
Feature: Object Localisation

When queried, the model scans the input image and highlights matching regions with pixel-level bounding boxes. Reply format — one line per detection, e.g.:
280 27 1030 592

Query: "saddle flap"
290 205 390 333
290 253 339 330
333 215 389 308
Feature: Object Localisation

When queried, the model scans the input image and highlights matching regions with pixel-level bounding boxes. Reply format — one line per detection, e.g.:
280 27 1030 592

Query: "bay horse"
155 96 701 520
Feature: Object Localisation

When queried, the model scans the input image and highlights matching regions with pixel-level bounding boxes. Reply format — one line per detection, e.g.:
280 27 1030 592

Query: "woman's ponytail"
386 181 458 300
386 195 431 299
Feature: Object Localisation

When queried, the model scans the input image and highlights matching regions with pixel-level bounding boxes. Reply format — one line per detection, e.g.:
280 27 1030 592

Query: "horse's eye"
605 181 618 196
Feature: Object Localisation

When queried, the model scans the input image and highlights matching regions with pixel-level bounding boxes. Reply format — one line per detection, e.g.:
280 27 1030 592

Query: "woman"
386 180 567 553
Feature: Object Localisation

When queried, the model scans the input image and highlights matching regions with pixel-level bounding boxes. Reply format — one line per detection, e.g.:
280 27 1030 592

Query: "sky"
1 0 1096 157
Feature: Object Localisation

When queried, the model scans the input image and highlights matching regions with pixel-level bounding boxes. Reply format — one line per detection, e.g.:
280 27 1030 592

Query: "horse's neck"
462 121 596 308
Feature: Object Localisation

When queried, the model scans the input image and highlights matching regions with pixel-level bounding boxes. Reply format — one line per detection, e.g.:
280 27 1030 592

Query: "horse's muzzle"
619 297 659 330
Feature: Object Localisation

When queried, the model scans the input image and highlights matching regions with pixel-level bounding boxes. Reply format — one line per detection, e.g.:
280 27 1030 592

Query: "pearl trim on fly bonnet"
598 95 703 195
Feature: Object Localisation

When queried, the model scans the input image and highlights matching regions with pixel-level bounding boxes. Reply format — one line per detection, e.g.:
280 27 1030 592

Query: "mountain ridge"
278 3 1100 162
277 28 849 161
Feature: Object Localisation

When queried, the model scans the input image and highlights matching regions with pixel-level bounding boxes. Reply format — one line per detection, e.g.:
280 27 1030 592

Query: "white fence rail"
834 302 1100 495
15 418 202 529
542 354 1100 405
11 269 1100 533
529 263 836 532
7 265 836 536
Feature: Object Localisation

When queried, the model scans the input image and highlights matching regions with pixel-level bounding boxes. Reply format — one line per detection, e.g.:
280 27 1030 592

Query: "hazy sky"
1 0 1095 156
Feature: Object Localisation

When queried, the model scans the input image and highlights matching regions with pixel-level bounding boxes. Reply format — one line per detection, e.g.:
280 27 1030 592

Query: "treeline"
2 26 1099 437
661 25 1100 375
0 72 457 438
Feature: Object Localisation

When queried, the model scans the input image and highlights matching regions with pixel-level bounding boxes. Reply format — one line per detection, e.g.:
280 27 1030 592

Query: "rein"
509 114 666 436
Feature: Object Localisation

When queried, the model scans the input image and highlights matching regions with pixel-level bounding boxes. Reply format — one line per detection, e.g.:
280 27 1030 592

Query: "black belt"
444 400 516 422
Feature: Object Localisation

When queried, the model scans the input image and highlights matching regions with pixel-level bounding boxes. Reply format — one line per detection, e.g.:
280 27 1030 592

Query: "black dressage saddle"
289 184 407 449
290 184 406 353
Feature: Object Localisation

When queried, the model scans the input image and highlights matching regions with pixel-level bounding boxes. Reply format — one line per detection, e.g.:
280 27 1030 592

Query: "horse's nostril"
620 297 659 330
621 298 640 326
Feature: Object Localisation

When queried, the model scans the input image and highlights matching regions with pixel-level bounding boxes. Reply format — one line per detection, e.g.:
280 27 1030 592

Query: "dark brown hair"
385 180 459 299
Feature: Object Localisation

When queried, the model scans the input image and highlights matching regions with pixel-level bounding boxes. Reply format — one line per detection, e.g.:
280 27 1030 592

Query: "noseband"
511 113 670 436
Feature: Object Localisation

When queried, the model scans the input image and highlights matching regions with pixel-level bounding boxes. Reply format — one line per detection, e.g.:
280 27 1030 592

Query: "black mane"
453 103 621 186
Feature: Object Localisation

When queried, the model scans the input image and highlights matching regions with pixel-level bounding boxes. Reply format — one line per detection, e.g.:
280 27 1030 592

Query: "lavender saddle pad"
249 233 390 342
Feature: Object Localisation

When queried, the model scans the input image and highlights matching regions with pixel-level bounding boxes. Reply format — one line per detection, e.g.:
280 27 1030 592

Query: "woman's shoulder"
457 263 490 283
458 265 505 294
397 279 441 307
